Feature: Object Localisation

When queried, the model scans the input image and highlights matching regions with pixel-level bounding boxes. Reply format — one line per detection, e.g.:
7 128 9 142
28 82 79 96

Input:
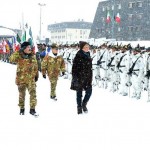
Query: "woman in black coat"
70 41 92 114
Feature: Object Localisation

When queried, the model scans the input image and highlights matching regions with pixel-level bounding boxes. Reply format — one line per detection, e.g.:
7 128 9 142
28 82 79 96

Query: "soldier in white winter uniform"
91 48 99 86
117 46 130 96
97 44 110 89
129 48 144 99
143 47 150 102
107 46 120 92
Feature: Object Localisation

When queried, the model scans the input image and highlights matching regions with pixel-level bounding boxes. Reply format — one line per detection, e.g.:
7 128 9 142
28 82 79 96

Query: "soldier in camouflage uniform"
9 42 39 116
41 43 66 100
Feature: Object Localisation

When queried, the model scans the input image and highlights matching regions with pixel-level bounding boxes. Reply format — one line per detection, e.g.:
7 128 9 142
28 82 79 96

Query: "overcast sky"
0 0 101 36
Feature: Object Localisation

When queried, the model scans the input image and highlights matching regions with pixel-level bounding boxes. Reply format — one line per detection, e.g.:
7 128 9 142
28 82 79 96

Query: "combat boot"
77 106 82 114
20 108 25 115
29 108 39 117
51 96 57 101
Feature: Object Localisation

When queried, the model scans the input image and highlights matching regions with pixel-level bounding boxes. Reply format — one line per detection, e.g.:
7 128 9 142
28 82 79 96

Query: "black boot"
29 109 39 117
82 102 88 113
50 96 57 101
77 106 82 114
20 108 25 115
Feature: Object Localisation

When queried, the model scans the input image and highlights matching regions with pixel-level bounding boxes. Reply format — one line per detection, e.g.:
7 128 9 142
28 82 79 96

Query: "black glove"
145 70 150 78
97 60 101 65
43 75 46 79
35 76 38 82
127 68 132 75
62 72 65 76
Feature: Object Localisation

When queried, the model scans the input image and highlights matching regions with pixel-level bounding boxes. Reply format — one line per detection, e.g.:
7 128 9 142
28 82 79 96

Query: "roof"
0 27 16 37
48 21 92 30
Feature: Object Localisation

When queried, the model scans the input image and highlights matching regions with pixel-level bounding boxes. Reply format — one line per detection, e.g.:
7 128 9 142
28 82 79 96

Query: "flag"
28 38 33 47
106 11 111 23
13 36 20 51
29 27 33 39
17 33 21 43
22 31 26 42
115 13 121 23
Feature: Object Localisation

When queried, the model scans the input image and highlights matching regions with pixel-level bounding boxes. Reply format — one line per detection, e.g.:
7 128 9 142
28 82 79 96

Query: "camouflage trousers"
17 82 37 109
50 78 58 97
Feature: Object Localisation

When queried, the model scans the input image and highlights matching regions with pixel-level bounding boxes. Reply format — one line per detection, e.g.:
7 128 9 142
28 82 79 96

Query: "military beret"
21 41 30 48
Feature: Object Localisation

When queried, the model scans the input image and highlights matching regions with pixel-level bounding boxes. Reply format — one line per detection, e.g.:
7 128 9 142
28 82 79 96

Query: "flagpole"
22 12 25 33
38 3 46 43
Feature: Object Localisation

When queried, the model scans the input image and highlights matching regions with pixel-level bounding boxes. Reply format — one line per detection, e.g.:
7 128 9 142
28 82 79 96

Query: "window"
106 6 110 10
137 13 143 19
102 7 105 11
136 26 142 31
112 5 114 10
128 26 134 31
117 4 121 9
101 17 105 22
137 37 143 40
128 2 132 8
128 2 136 8
137 1 142 7
128 14 134 19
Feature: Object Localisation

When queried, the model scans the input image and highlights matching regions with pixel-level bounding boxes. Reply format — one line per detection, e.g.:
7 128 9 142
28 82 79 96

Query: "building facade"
89 0 150 41
47 21 92 44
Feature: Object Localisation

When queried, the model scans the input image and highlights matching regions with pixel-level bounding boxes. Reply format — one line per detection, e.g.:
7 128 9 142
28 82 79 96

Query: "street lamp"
38 3 46 42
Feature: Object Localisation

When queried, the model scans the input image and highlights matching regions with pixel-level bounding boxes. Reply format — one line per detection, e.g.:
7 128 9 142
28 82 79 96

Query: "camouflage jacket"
41 51 65 79
9 51 38 85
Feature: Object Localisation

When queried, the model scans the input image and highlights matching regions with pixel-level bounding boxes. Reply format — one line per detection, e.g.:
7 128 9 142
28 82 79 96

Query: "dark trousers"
76 88 92 107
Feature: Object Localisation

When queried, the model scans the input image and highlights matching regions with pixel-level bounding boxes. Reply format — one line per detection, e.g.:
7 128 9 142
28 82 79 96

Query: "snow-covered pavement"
0 62 150 150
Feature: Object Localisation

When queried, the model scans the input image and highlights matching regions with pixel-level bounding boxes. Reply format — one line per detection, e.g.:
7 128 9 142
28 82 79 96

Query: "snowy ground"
1 61 150 150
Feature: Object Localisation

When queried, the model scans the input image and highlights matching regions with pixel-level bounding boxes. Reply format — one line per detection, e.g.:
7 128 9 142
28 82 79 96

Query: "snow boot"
82 102 88 113
77 106 82 114
20 108 25 115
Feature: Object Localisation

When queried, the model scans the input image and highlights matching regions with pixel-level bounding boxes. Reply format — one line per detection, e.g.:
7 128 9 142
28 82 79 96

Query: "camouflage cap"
134 47 141 52
51 43 59 49
146 47 150 51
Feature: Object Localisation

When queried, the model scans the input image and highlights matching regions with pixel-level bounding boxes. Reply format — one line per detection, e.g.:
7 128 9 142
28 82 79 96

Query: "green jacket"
41 52 65 79
9 51 38 85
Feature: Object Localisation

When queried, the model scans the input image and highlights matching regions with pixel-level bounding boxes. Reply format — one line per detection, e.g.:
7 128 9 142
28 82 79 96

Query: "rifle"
117 54 127 69
107 53 119 67
145 55 150 79
127 56 141 75
67 52 72 63
97 50 106 65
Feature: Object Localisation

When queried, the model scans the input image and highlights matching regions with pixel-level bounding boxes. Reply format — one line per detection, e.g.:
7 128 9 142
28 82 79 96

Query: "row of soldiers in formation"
4 41 150 103
51 43 150 102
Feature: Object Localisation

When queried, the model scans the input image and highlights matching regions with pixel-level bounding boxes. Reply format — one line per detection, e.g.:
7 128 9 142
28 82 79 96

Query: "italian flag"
106 11 111 23
115 13 121 23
